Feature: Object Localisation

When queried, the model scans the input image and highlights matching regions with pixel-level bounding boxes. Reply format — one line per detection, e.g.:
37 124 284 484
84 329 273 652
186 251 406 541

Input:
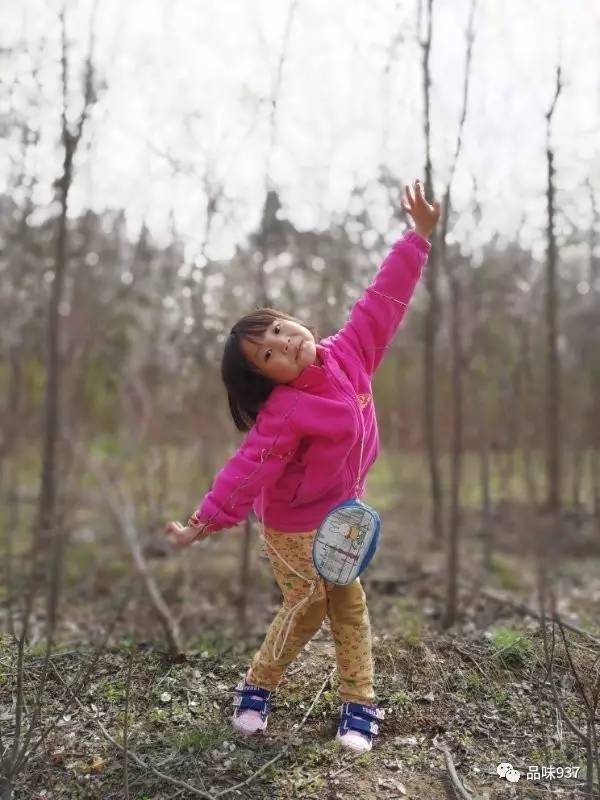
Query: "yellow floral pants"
247 527 375 704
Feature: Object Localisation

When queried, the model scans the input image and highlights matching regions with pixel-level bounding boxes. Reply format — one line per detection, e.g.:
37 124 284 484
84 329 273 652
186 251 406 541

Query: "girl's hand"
164 521 209 549
401 179 441 240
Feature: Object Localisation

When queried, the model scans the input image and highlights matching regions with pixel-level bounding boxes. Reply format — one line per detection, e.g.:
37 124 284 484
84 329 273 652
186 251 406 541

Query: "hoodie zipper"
329 366 363 498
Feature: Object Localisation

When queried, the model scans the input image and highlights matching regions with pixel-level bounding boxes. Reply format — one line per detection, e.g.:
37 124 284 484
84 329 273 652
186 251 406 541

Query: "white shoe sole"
335 731 373 753
231 712 268 735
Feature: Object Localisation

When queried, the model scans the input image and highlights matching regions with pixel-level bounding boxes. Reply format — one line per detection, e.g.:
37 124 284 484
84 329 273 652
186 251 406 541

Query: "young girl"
166 180 440 753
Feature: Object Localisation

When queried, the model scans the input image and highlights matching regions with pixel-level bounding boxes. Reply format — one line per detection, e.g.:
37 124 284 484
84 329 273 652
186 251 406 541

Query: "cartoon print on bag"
344 524 368 549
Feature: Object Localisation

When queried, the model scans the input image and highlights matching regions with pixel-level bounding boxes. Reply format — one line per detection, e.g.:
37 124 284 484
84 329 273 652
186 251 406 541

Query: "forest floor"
2 495 600 800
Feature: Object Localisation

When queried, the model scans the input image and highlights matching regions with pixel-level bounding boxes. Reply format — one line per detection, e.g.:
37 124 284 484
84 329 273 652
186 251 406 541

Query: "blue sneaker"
231 678 272 735
335 702 384 753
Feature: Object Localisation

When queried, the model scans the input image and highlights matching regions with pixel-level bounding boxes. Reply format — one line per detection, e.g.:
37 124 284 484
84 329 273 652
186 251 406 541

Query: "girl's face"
240 317 319 383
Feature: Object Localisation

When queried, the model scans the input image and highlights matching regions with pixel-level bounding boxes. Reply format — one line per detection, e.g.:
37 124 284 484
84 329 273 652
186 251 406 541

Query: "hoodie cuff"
188 511 219 534
398 229 432 255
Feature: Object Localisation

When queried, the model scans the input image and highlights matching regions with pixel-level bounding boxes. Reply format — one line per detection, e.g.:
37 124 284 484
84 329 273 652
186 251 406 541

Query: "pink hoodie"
193 230 431 534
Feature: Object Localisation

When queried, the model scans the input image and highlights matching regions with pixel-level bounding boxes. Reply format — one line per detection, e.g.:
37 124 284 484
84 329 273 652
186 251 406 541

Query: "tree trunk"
519 317 539 508
36 142 72 550
4 462 19 638
0 779 13 800
591 450 600 529
2 347 22 635
433 0 475 619
420 0 444 545
479 430 493 573
571 442 584 515
544 67 562 514
237 518 254 631
497 444 514 506
443 275 463 629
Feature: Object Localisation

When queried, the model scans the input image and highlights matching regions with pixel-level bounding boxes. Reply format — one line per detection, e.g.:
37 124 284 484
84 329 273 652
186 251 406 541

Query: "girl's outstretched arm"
327 180 440 376
165 389 300 546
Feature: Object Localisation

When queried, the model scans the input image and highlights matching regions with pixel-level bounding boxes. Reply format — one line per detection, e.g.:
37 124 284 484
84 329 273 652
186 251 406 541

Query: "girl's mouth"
296 341 303 361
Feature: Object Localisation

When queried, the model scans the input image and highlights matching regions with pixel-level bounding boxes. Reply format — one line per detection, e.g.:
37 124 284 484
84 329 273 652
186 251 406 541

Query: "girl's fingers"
164 521 183 535
401 199 412 214
169 530 193 549
404 184 415 209
414 180 432 211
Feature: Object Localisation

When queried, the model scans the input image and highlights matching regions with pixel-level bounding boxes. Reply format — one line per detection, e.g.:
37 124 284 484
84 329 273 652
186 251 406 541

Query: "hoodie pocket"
290 469 344 508
270 463 305 505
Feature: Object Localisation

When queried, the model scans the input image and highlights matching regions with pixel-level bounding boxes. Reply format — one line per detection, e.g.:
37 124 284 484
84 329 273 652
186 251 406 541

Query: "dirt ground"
2 500 600 799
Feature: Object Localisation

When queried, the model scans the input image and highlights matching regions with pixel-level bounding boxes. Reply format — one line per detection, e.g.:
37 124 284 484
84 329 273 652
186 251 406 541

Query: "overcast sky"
2 0 600 265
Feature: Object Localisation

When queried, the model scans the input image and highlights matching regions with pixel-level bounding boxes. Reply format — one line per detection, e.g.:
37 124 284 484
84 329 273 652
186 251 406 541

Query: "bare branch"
538 566 588 747
84 453 182 656
545 64 563 125
433 736 473 800
50 661 335 800
440 0 477 242
264 0 300 186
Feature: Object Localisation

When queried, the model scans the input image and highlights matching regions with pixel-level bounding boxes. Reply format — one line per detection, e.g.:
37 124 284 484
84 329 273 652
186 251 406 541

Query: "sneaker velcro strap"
346 702 385 721
234 684 271 700
340 713 379 736
233 695 270 713
340 703 382 737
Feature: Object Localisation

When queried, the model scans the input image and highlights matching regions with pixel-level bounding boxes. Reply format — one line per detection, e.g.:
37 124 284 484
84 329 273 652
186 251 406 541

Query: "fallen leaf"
89 755 106 773
417 691 434 703
394 735 418 746
377 777 407 794
384 758 403 771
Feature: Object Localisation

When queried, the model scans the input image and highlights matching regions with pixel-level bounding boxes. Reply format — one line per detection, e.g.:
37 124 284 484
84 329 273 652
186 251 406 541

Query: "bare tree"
586 180 600 527
438 0 477 629
236 517 254 632
0 7 99 797
518 314 541 507
254 0 300 306
538 564 600 799
236 0 300 625
418 0 444 544
544 64 563 514
37 4 97 548
0 32 44 637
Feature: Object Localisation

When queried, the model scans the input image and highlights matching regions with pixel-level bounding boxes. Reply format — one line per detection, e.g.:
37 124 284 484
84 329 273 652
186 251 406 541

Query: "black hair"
221 307 317 432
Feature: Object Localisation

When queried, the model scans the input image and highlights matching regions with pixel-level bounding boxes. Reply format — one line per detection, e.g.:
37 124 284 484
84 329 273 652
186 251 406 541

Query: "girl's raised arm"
327 180 440 376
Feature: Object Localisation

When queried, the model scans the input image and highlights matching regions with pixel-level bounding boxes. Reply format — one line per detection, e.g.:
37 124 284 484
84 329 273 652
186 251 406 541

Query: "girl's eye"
263 322 280 361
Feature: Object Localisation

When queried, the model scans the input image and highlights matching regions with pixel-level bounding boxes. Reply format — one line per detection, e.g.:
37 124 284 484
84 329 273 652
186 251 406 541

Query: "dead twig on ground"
51 662 336 799
433 735 475 800
49 662 214 799
477 586 600 647
212 668 336 798
450 643 487 678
